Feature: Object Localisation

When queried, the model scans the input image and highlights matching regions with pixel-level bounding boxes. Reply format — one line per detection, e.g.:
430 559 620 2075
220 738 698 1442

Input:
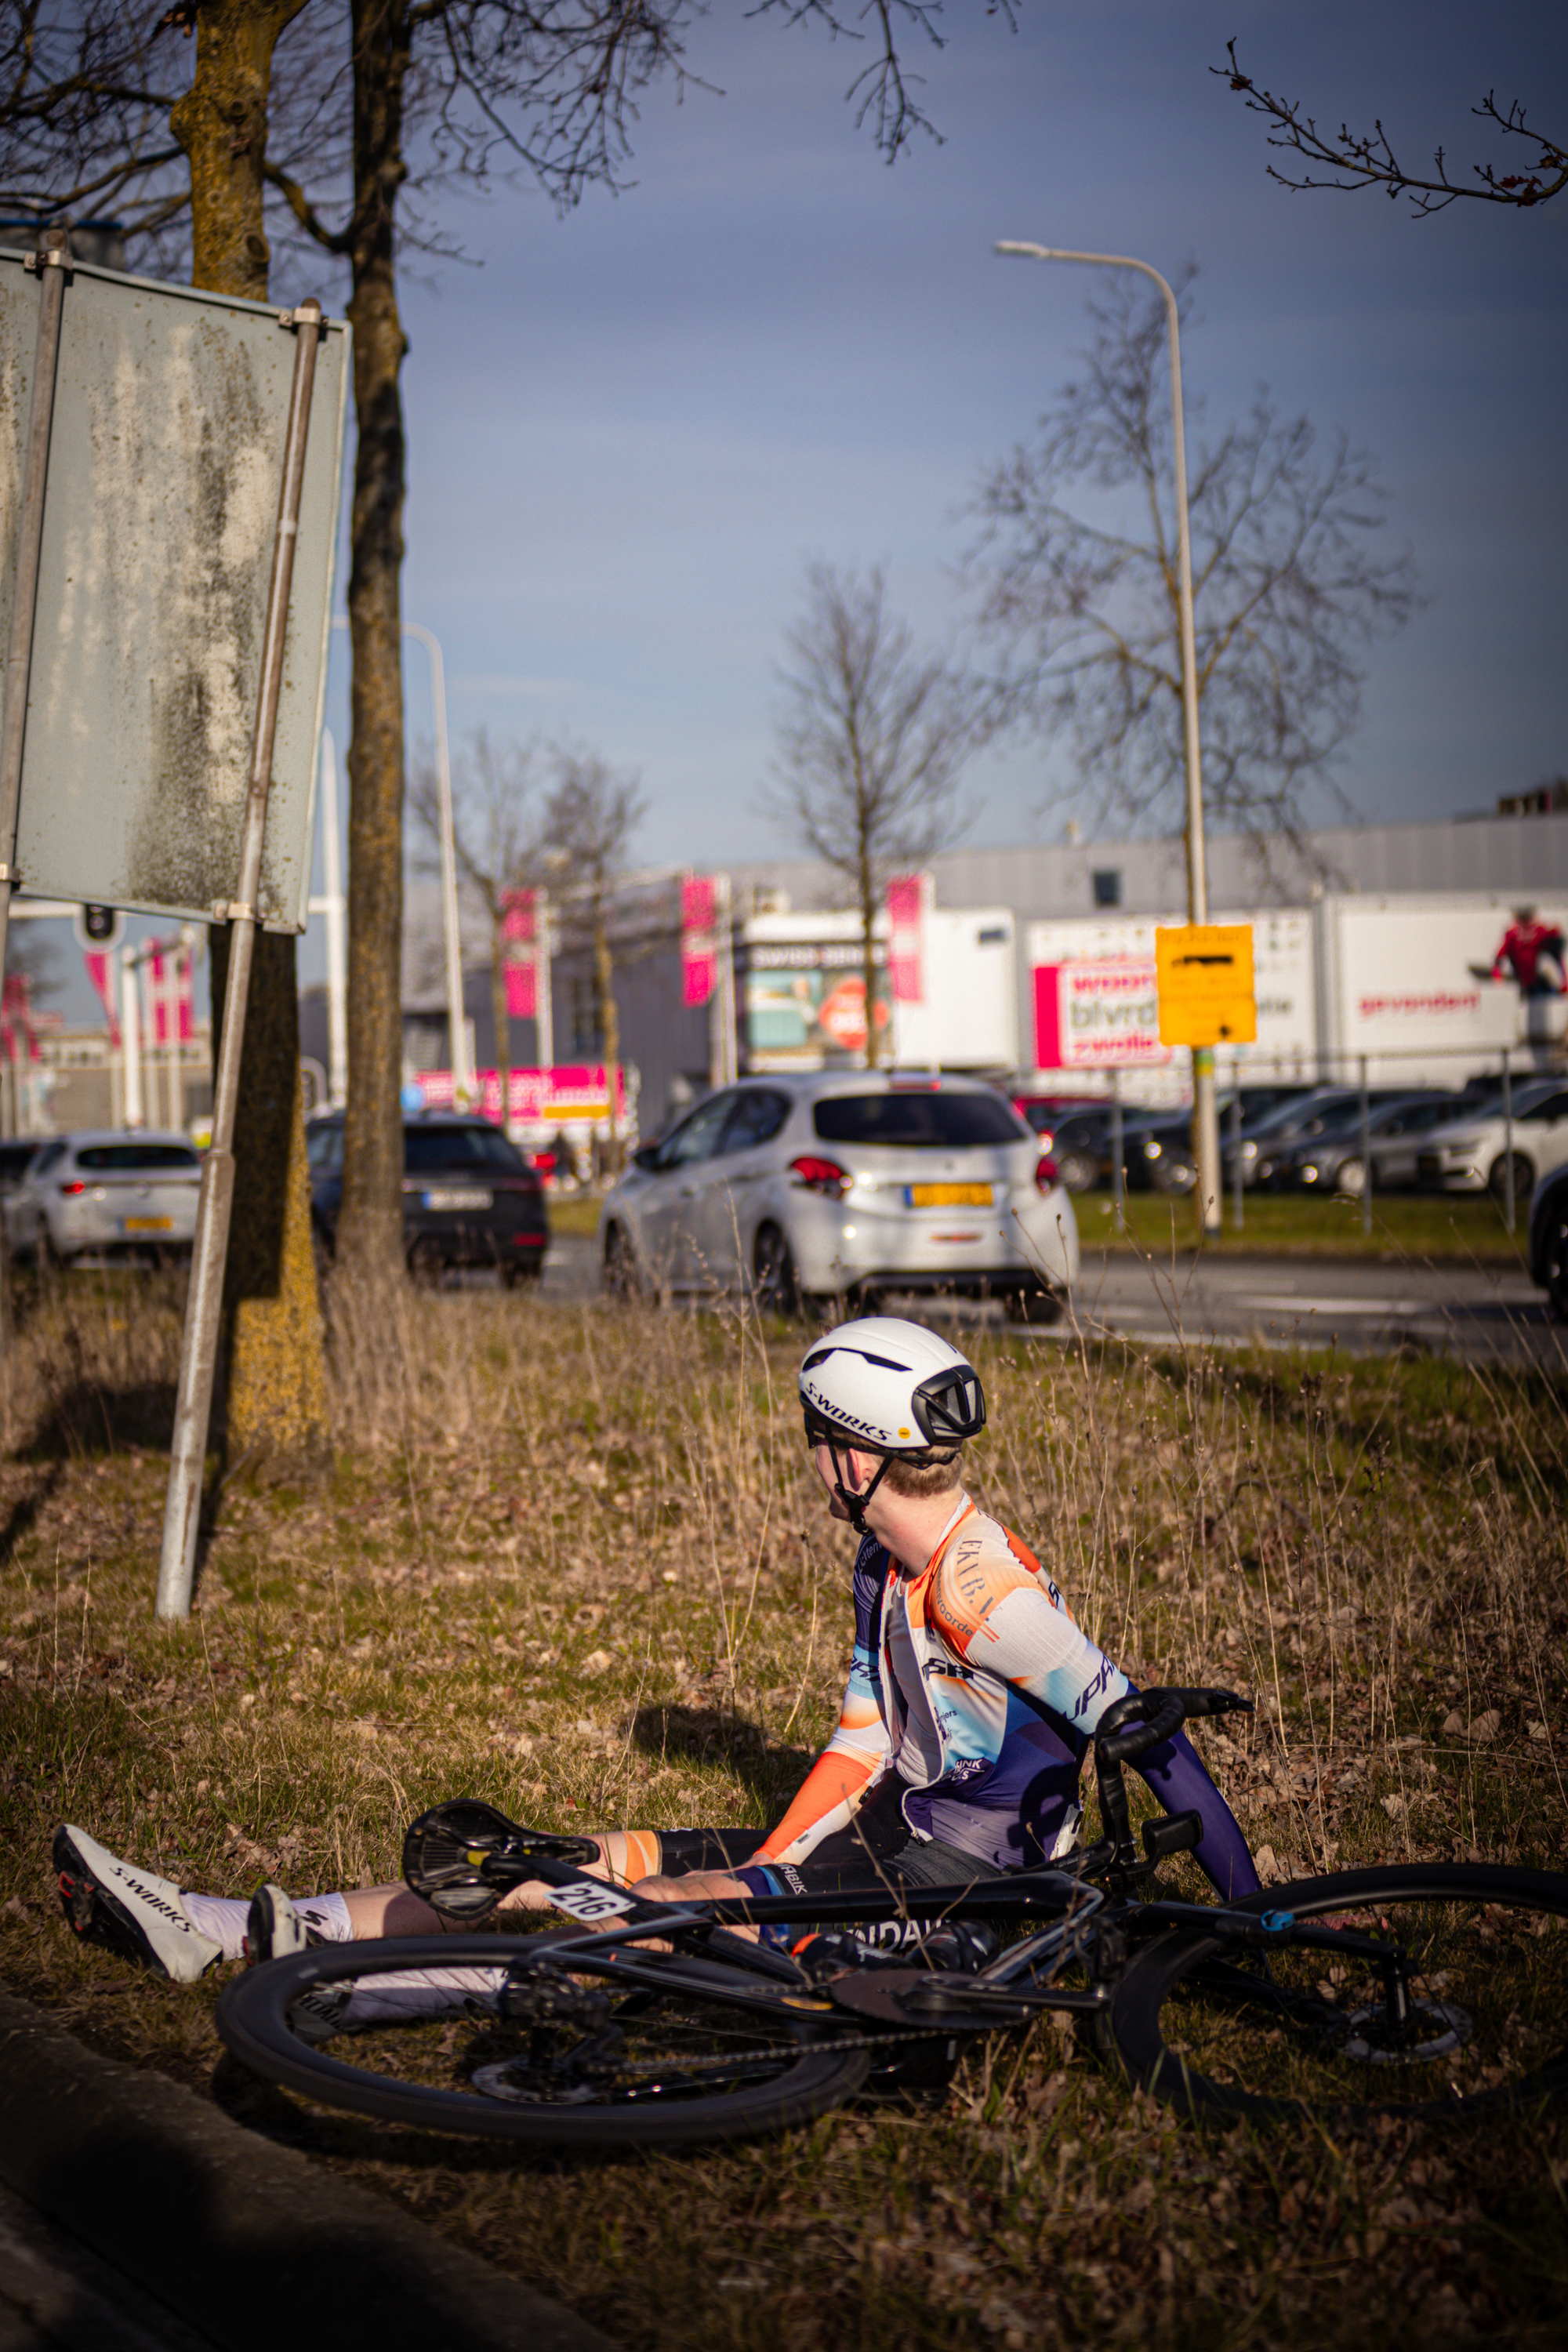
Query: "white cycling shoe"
245 1882 316 1964
53 1824 222 1984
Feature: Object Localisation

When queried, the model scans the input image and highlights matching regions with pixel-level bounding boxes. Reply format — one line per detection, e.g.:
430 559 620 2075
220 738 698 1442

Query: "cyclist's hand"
630 1870 760 1944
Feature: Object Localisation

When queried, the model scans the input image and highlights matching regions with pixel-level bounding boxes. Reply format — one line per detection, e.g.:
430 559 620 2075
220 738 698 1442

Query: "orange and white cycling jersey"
753 1497 1255 1896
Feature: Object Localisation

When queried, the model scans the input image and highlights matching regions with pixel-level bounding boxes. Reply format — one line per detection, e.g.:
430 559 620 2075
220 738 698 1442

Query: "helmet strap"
826 1439 893 1537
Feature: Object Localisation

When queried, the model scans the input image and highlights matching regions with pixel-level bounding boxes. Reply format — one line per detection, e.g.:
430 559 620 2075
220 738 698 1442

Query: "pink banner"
887 875 925 1004
681 873 718 1009
500 891 539 1022
147 950 194 1047
84 949 121 1047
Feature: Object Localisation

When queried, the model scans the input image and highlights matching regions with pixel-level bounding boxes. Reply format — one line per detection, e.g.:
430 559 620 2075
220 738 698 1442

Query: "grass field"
550 1185 1530 1263
1073 1189 1525 1265
0 1274 1564 2349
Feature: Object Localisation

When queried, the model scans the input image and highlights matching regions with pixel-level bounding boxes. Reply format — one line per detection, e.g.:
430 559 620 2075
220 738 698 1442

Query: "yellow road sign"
1155 924 1257 1047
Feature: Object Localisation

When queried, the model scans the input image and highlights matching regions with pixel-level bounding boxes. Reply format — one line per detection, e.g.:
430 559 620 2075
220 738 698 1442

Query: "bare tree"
0 0 1014 1276
539 743 645 1165
1216 41 1567 216
408 728 539 1082
963 271 1418 865
762 561 984 1067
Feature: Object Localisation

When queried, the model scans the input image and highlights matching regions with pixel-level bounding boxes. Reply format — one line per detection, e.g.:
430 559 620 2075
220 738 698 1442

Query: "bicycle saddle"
402 1799 601 1921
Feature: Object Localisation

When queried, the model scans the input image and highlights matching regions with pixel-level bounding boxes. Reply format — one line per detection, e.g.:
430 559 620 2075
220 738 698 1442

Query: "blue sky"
42 0 1568 1013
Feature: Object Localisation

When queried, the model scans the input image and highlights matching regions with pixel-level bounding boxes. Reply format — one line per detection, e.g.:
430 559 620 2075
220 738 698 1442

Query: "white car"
599 1072 1079 1321
1416 1080 1568 1199
9 1131 201 1264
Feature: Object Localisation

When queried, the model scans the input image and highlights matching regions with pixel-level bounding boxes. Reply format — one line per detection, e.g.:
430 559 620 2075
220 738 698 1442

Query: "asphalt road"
538 1234 1563 1367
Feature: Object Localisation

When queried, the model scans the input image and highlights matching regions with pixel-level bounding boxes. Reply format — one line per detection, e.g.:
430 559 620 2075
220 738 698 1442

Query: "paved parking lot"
537 1233 1562 1367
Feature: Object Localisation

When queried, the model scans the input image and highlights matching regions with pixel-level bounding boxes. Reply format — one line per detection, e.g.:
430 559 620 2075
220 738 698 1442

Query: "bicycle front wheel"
1112 1863 1568 2126
217 1933 870 2151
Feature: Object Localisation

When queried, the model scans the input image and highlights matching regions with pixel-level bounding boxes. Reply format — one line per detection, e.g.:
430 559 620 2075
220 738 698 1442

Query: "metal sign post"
0 229 70 996
156 302 323 1623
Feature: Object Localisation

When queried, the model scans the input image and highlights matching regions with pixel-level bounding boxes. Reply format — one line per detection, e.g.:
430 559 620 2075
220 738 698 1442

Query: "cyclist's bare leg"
339 1832 672 1939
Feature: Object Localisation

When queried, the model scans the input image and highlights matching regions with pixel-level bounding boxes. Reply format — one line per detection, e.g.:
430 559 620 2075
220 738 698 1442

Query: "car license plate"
123 1215 173 1232
906 1182 993 1209
423 1188 492 1211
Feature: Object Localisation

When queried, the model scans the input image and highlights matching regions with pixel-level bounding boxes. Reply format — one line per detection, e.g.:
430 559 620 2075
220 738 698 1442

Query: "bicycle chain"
553 2015 1023 2082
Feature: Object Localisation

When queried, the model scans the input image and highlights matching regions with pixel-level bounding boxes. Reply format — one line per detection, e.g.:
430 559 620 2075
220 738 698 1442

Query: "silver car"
600 1073 1079 1321
1416 1080 1568 1200
9 1131 202 1264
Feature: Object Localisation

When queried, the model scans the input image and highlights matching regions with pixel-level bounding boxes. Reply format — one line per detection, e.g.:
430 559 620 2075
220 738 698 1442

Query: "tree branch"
1216 41 1568 216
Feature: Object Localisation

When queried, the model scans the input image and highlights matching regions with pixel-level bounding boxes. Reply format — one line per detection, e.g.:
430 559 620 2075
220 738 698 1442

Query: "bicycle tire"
1111 1862 1568 2126
216 1933 871 2151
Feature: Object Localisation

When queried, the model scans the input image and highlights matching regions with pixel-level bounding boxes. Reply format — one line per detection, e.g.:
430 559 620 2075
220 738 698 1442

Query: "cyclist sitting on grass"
54 1316 1258 1986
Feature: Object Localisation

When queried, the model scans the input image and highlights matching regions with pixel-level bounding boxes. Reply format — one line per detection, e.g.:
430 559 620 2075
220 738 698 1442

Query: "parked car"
1098 1089 1319 1199
598 1071 1079 1322
9 1131 201 1264
1416 1081 1568 1201
1527 1161 1568 1319
1007 1092 1107 1145
307 1113 549 1285
1041 1106 1120 1193
0 1139 43 1247
1263 1093 1474 1196
1227 1088 1414 1189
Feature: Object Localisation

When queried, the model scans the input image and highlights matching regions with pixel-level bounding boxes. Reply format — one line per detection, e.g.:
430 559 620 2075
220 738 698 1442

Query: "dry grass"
1 1262 1566 2350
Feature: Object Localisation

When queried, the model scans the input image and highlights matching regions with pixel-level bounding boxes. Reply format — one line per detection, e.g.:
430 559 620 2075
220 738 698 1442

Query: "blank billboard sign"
0 251 348 931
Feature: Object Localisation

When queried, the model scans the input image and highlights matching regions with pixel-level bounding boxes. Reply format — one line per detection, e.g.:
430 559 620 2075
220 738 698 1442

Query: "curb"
0 1987 620 2352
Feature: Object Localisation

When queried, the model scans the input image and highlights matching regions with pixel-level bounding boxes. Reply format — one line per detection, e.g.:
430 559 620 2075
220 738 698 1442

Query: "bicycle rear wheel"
1112 1863 1568 2126
217 1933 870 2151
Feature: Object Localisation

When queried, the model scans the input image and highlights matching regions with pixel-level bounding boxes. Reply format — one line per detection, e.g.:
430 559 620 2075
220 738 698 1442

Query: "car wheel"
753 1224 800 1316
1335 1156 1367 1197
1056 1150 1099 1193
602 1222 641 1301
1487 1151 1534 1207
1004 1290 1065 1328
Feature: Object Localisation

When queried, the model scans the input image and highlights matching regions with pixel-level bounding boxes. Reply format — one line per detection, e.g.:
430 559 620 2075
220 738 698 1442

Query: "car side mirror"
632 1143 660 1173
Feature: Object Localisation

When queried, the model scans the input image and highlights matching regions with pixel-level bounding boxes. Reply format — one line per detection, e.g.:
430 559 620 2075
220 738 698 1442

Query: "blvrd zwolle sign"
0 230 349 1622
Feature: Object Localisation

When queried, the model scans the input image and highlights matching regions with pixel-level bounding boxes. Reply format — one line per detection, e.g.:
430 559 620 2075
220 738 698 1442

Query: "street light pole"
996 241 1221 1233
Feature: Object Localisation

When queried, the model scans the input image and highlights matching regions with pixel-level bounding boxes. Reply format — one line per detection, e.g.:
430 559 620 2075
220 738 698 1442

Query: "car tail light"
59 1180 85 1196
1033 1156 1059 1193
789 1156 851 1200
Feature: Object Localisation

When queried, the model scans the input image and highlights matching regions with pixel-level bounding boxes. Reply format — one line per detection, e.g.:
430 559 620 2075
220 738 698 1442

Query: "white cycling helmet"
800 1317 985 1531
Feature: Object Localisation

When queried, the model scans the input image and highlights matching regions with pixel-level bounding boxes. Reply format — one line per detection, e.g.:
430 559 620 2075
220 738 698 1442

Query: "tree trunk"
858 826 878 1071
335 0 411 1289
490 907 510 1116
172 0 329 1475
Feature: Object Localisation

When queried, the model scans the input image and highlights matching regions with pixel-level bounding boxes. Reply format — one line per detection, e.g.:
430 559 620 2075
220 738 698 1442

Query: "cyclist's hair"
875 1443 964 1501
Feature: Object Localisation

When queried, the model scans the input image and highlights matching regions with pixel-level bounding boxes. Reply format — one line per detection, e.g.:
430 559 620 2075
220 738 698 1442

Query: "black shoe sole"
52 1827 164 1976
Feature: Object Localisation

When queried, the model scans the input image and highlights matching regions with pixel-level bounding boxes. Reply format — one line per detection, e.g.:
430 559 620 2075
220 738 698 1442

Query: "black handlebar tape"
1097 1690 1186 1766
